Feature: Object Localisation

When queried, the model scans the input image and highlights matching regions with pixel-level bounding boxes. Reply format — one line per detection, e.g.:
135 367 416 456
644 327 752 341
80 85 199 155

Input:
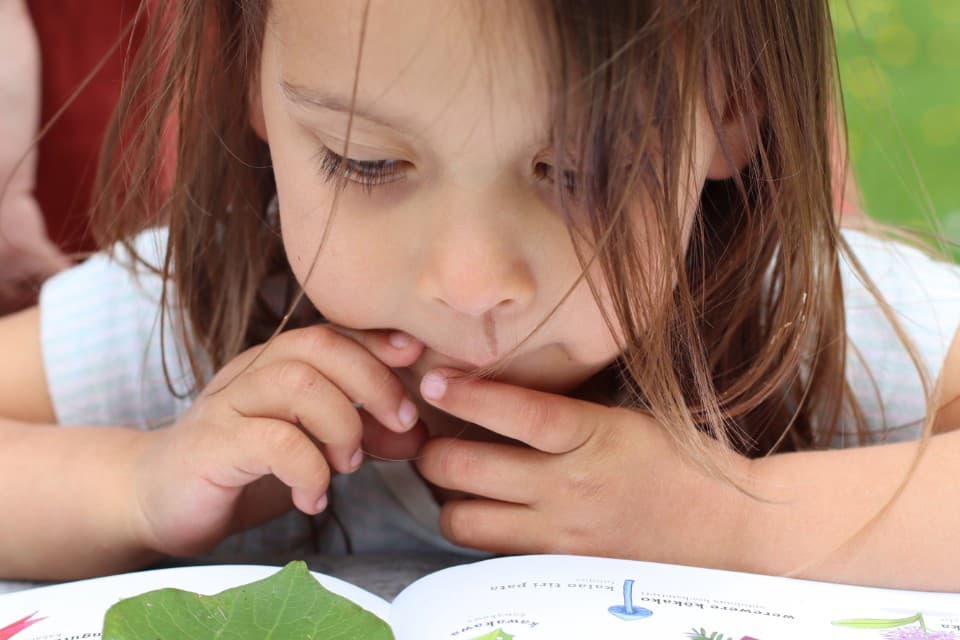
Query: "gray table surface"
0 553 475 601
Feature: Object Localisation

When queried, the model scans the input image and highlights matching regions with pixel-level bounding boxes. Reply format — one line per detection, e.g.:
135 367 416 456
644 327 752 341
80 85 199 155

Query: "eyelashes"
316 146 580 195
316 147 408 193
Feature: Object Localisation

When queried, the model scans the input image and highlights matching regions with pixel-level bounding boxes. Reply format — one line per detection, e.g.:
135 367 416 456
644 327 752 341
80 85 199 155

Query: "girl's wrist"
633 426 759 574
720 454 773 575
693 448 760 574
116 428 169 568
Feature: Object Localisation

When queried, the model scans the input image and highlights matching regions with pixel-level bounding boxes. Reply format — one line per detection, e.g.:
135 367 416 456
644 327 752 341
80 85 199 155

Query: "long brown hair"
91 0 933 474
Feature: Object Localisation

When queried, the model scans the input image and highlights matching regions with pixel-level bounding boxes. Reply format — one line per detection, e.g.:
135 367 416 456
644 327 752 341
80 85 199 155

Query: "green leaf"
102 561 393 640
469 630 513 640
832 613 923 629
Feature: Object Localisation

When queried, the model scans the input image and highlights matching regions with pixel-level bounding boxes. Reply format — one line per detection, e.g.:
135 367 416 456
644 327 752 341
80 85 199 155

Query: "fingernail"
349 449 364 470
421 372 447 401
398 397 418 429
389 331 411 349
315 493 328 512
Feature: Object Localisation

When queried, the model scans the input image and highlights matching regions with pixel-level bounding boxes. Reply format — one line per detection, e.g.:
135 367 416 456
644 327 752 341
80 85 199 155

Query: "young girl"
0 0 958 591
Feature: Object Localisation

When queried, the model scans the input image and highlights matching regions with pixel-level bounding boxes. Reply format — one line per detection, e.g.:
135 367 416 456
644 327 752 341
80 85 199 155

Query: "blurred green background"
832 0 960 250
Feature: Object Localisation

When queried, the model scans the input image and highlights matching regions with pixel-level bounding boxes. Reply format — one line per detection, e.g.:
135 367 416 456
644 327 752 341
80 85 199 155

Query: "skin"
0 0 956 588
0 0 69 313
257 0 960 589
261 1 624 397
256 0 723 423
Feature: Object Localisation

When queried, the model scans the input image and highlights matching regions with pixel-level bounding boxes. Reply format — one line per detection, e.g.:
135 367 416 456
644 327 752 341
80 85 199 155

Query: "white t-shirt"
37 227 960 558
838 231 960 444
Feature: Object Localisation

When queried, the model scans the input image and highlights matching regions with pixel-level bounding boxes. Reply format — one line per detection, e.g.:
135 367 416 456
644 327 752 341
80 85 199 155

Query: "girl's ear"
249 73 268 142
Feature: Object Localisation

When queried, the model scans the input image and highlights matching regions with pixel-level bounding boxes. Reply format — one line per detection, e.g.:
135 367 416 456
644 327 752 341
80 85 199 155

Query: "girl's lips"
398 332 503 371
414 345 499 372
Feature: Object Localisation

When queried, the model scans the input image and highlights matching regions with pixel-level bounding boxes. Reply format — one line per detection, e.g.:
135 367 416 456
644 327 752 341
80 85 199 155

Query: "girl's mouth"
413 344 501 372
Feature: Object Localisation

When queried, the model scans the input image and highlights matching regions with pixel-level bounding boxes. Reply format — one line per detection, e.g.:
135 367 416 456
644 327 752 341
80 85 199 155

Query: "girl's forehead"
268 0 553 146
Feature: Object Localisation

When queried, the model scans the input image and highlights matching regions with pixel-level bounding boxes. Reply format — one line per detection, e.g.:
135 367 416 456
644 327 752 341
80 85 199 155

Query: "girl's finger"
438 499 544 555
228 360 364 474
416 437 543 505
329 325 425 369
209 416 332 516
420 368 596 454
215 324 420 433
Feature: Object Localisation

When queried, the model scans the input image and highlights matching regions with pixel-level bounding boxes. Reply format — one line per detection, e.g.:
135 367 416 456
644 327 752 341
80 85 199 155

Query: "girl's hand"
130 325 426 557
415 369 751 568
0 193 69 313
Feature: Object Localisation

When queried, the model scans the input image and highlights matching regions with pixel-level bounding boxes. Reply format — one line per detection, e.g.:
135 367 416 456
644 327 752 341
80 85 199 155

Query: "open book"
1 554 959 639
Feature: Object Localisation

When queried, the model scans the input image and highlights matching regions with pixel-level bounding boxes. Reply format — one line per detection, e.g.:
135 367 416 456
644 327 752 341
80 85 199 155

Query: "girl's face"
256 0 722 395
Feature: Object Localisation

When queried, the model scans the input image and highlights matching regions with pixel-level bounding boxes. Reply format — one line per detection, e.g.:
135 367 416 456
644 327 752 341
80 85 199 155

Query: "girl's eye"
316 147 408 192
534 161 578 194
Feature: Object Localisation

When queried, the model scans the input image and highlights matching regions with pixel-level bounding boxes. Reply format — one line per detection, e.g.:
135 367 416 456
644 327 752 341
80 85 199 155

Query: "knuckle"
199 391 243 424
316 415 361 449
584 413 624 456
439 444 480 482
542 524 589 555
274 360 323 395
259 421 308 455
515 398 555 446
307 461 331 490
417 440 444 479
362 362 401 404
441 504 474 545
559 468 604 502
565 520 598 552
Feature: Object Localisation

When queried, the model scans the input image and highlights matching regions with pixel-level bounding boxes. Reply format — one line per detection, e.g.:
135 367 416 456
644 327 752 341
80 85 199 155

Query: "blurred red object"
28 0 146 255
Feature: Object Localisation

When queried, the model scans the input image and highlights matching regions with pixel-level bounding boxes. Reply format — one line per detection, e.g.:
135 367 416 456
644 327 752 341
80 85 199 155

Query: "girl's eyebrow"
279 80 415 135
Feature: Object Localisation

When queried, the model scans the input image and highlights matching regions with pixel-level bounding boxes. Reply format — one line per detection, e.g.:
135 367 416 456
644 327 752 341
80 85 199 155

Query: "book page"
0 564 390 639
390 555 960 640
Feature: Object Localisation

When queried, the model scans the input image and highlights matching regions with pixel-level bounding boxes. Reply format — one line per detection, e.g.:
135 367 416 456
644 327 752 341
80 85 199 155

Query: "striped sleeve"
38 228 195 428
839 229 960 445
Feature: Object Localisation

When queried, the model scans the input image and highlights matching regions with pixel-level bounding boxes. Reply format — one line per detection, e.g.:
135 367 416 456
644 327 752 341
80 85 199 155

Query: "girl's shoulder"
839 227 960 359
836 228 960 445
39 226 190 428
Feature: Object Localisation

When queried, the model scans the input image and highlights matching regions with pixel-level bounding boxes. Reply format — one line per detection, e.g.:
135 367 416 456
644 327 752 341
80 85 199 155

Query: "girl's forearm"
0 420 162 581
729 430 960 590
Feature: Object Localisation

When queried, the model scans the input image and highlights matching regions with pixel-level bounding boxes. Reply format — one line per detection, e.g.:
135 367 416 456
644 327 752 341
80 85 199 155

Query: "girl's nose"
416 219 536 318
